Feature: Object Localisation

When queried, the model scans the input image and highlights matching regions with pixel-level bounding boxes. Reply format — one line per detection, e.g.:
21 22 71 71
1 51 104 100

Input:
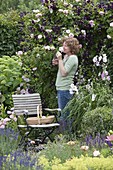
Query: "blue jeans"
57 90 73 132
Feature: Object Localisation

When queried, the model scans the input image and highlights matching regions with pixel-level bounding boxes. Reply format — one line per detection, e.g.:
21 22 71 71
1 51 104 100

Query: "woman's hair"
61 37 81 54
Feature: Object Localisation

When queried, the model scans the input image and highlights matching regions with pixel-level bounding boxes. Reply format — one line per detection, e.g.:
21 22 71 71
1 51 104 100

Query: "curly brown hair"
61 37 80 54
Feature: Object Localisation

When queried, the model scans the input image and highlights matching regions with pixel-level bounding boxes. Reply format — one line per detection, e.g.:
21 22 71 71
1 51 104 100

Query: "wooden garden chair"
12 93 60 147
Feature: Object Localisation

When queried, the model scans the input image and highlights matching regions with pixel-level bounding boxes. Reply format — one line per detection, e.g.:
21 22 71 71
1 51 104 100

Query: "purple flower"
89 20 95 27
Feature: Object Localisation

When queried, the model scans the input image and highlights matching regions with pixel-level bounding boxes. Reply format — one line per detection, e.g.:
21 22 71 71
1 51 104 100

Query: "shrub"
39 137 83 163
80 107 113 137
63 80 113 135
0 55 22 109
0 10 22 56
1 0 113 108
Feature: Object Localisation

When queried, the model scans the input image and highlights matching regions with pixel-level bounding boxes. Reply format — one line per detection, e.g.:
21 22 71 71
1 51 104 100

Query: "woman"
52 37 81 132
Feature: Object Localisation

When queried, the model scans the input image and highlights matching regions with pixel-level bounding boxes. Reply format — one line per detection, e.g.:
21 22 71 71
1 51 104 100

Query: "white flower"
99 11 104 15
36 54 40 57
103 54 107 58
59 46 64 52
20 83 24 87
38 34 42 39
30 34 34 38
50 45 55 50
49 8 53 13
81 145 89 151
3 118 11 123
13 117 17 122
33 9 40 13
105 70 108 76
86 84 91 90
69 89 74 95
20 89 26 94
11 107 14 111
76 0 81 2
66 29 71 34
63 10 69 14
110 22 113 27
9 114 14 119
44 45 51 50
69 33 74 38
70 4 73 8
70 84 78 92
93 150 100 157
64 2 68 6
16 51 23 56
33 19 40 23
81 30 86 36
24 78 30 82
95 61 100 66
99 55 102 61
58 37 61 41
98 72 101 76
70 84 78 94
32 67 37 71
92 94 96 101
103 54 107 63
93 56 98 63
16 87 20 91
107 76 110 81
107 35 111 39
45 29 52 33
30 140 35 144
18 62 22 66
24 52 27 55
7 111 12 114
35 13 42 18
58 9 64 12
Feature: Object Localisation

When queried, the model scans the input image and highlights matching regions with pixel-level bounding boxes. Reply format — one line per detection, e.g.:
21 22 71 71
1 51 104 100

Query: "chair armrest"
44 108 61 112
43 108 61 121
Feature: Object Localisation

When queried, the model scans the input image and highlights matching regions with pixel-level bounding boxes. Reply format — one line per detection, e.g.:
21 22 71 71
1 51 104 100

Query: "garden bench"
12 93 60 147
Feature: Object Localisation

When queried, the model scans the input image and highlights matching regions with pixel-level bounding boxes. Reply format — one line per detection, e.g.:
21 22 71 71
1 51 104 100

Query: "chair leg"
18 128 33 147
41 127 57 143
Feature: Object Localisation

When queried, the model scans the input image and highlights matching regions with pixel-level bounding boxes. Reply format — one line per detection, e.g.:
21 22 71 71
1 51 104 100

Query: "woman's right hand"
52 58 58 65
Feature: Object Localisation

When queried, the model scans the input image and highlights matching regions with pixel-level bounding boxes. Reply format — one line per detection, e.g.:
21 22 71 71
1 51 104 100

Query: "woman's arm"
57 52 68 77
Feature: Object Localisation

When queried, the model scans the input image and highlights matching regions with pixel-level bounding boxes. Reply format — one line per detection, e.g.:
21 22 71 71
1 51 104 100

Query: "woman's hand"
56 51 62 60
52 58 58 65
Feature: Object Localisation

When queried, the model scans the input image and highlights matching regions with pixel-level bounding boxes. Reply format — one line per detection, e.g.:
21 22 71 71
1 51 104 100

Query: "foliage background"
0 0 113 110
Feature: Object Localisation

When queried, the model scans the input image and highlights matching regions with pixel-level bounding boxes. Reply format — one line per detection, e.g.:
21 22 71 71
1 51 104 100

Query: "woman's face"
63 42 71 55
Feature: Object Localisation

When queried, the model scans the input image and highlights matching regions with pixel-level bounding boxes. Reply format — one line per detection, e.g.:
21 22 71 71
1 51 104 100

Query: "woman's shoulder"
69 55 78 65
70 55 78 60
70 54 77 57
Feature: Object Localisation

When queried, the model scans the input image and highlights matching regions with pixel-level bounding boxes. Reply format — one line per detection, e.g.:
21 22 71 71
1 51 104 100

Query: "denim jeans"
57 90 73 133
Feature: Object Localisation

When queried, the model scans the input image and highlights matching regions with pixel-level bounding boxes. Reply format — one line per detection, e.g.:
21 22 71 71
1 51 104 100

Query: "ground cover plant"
38 133 113 170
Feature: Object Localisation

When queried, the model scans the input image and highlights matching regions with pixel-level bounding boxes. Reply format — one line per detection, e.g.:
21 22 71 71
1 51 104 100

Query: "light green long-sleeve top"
55 55 78 90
